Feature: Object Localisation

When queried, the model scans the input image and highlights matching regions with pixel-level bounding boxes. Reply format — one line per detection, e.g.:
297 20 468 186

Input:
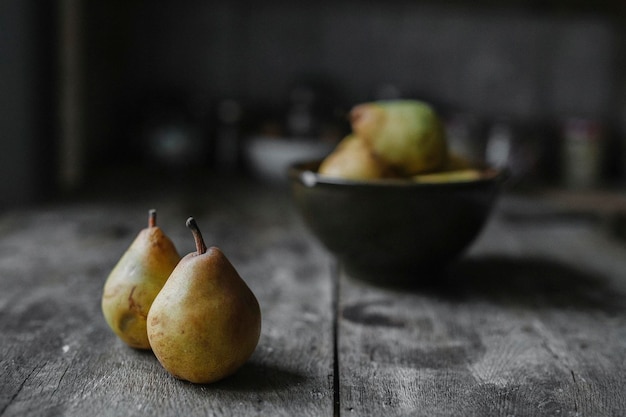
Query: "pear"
410 152 483 182
147 217 261 384
412 169 483 183
102 209 181 349
318 134 395 180
350 99 448 175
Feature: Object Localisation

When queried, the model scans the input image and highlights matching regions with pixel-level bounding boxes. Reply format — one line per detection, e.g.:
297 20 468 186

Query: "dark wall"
83 2 624 161
2 1 625 205
0 1 57 207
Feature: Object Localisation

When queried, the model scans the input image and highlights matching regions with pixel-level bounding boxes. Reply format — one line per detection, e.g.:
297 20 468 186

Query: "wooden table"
2 171 626 416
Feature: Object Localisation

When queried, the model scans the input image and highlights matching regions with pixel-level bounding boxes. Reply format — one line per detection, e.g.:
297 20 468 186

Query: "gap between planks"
331 261 341 417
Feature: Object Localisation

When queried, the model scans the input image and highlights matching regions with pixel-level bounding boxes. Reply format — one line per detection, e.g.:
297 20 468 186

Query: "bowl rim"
289 159 509 189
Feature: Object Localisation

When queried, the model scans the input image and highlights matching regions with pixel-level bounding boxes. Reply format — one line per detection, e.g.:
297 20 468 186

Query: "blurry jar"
485 122 514 170
485 121 548 186
445 113 485 164
561 118 604 189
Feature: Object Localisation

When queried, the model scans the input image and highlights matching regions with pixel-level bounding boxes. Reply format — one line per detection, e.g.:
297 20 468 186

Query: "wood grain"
336 199 626 417
2 175 626 416
0 179 334 417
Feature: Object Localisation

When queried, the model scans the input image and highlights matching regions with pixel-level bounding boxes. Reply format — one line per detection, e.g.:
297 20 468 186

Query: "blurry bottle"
445 113 484 164
560 118 604 189
140 99 206 171
486 121 548 186
371 83 402 101
284 79 347 143
486 122 513 170
214 99 242 174
286 84 316 138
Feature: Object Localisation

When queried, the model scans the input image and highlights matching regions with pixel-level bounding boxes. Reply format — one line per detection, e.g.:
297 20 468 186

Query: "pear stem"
186 217 207 255
148 209 157 228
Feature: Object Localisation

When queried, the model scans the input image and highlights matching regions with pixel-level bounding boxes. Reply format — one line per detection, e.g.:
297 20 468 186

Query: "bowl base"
342 261 449 289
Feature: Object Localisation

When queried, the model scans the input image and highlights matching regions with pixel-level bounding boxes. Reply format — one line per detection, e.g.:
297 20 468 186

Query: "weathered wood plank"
4 174 626 417
0 178 335 417
337 199 626 417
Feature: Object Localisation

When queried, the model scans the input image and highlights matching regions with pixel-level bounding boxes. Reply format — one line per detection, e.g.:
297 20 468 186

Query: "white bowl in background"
243 136 335 184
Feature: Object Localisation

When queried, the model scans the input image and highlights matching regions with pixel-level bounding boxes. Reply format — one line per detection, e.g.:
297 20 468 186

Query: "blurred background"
2 0 626 207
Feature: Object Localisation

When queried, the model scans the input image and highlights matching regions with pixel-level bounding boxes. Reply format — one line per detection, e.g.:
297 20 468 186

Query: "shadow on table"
212 361 308 392
441 255 624 313
355 255 624 314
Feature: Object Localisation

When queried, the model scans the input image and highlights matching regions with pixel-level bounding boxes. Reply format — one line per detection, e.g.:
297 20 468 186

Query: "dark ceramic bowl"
289 160 507 283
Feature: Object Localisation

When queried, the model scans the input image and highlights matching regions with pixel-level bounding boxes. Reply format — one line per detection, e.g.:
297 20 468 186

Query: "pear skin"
412 169 483 183
318 134 394 180
147 217 261 384
102 209 181 349
350 100 448 175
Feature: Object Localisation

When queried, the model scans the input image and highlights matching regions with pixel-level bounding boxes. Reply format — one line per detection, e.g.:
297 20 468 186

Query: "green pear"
147 217 261 384
350 99 448 175
102 209 180 349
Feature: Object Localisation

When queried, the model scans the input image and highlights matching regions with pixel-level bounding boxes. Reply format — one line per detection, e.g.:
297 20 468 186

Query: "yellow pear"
102 209 181 349
412 169 483 183
411 151 484 182
147 217 261 384
318 134 394 180
350 99 448 175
